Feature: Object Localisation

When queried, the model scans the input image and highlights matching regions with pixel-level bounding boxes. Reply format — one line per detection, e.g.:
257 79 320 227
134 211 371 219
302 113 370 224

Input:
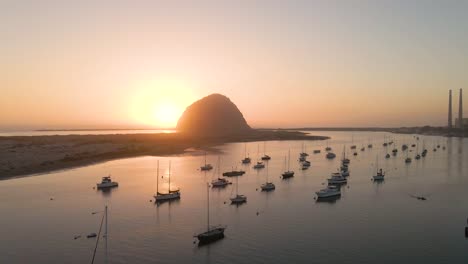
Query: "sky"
1 0 468 130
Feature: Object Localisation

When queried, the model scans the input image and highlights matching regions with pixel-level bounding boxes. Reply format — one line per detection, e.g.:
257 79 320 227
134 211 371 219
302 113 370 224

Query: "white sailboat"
154 161 181 202
200 152 213 171
261 141 271 160
260 162 275 191
230 175 247 204
316 185 341 198
253 144 265 169
241 143 251 164
211 157 231 187
282 149 294 178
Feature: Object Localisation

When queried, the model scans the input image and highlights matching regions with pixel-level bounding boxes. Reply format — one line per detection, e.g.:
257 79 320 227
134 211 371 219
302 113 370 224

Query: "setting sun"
129 77 196 128
153 102 182 128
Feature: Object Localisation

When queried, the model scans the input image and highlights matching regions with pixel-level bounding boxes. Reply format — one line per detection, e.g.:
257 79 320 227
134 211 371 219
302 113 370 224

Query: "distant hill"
176 94 252 136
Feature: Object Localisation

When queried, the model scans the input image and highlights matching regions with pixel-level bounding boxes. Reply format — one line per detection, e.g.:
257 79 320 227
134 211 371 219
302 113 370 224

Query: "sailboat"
341 145 350 164
325 140 332 151
300 142 309 157
211 157 231 187
405 150 412 164
230 175 247 204
200 152 213 171
350 135 357 149
241 143 251 164
383 135 388 147
261 141 271 160
195 183 226 244
372 156 385 181
260 163 275 191
282 150 295 178
154 161 181 202
253 144 265 169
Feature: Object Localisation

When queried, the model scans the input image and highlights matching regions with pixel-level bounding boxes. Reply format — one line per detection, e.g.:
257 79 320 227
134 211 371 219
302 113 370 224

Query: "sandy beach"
0 130 328 180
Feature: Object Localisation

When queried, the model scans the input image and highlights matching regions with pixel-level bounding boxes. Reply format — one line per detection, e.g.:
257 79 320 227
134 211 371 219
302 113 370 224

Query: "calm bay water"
0 131 467 264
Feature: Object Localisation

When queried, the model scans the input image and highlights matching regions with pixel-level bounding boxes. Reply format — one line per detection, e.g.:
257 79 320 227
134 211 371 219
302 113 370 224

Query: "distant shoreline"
0 130 328 180
34 128 173 132
270 126 467 137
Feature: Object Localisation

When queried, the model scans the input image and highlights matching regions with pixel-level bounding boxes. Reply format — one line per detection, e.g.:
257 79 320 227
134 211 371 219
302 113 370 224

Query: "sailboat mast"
168 161 171 192
288 149 291 171
207 183 210 231
236 175 239 195
105 205 108 264
156 160 159 194
376 156 378 173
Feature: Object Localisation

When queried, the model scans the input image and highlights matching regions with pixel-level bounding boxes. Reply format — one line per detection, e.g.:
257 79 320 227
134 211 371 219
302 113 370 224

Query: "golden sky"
1 1 467 130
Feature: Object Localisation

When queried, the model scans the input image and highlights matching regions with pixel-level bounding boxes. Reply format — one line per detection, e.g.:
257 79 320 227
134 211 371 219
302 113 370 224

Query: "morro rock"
176 94 252 136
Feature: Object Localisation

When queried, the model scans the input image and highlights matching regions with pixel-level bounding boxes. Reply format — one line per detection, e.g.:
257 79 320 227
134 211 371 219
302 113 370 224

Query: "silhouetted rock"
176 94 251 136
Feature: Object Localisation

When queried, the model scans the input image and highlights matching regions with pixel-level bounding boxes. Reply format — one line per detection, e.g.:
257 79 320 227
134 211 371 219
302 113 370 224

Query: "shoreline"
0 130 328 181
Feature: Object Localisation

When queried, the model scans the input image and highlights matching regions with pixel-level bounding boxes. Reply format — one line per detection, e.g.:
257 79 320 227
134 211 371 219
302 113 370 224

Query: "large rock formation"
176 94 251 136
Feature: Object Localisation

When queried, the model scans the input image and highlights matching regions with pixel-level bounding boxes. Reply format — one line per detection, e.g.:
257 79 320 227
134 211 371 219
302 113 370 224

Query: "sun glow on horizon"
129 78 196 128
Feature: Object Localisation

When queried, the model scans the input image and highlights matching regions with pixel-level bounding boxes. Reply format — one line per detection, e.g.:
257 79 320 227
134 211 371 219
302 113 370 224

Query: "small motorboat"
87 233 97 238
282 171 295 178
373 168 385 181
96 176 118 189
341 170 350 177
200 164 213 171
261 155 271 160
316 185 341 198
230 194 247 204
313 150 321 154
385 153 391 158
326 152 336 159
253 161 265 169
261 182 276 191
327 172 347 184
241 157 251 164
211 178 231 187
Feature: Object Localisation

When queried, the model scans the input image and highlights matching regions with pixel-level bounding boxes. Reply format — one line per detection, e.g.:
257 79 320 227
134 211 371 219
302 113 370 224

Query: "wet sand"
0 130 328 180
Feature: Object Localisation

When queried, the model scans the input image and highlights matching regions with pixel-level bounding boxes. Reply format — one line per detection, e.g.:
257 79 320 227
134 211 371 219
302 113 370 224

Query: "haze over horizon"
2 0 468 130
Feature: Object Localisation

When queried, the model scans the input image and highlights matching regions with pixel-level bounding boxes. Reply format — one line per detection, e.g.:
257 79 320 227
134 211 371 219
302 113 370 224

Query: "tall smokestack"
459 88 463 130
448 90 452 129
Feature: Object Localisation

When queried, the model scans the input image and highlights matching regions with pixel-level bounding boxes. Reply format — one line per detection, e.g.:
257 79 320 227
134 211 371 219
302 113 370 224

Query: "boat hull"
282 172 294 178
222 171 245 177
230 195 247 204
327 179 347 184
261 183 275 191
316 191 341 198
96 182 118 189
154 192 181 202
197 228 225 245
